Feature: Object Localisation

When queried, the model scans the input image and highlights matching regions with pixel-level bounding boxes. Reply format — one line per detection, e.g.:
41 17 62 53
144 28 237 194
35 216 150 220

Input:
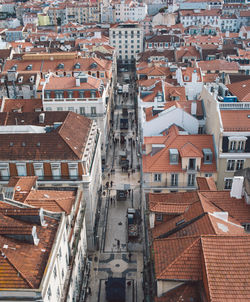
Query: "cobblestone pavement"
85 70 144 302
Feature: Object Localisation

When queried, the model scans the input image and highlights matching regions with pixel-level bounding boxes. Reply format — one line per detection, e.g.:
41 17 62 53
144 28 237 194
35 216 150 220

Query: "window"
79 91 84 98
171 174 178 186
154 174 161 182
55 91 63 99
205 173 212 177
53 266 57 279
91 107 96 116
236 160 244 170
224 178 233 190
16 163 26 176
80 107 85 115
169 149 178 164
188 158 196 170
68 91 73 98
226 160 235 171
56 287 60 301
229 140 236 151
156 214 163 221
238 140 245 151
100 73 104 78
34 163 44 179
0 164 9 180
148 43 152 48
68 163 78 179
47 286 52 300
45 91 51 98
57 107 63 111
51 163 61 180
188 174 195 186
46 107 52 111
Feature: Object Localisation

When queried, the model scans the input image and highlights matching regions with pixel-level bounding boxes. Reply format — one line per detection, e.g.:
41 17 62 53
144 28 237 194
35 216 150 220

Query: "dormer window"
228 137 247 152
169 149 179 164
57 63 64 69
203 148 213 164
74 63 80 69
184 76 189 81
26 64 32 70
90 62 97 69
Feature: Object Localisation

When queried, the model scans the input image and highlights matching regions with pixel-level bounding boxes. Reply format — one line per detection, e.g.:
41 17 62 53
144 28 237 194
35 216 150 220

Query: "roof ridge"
158 237 201 279
0 248 33 288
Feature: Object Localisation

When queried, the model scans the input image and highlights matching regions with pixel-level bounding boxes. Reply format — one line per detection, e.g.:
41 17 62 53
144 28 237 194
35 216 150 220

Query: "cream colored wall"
144 170 217 192
217 157 250 190
200 86 222 150
157 280 184 297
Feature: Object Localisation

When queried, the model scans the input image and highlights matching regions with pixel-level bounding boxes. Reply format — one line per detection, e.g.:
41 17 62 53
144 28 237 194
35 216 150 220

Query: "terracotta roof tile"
2 99 43 113
202 236 250 301
153 236 202 280
226 79 250 102
25 190 75 214
0 111 92 160
143 126 216 173
196 177 217 191
198 59 239 72
221 110 250 131
0 201 59 289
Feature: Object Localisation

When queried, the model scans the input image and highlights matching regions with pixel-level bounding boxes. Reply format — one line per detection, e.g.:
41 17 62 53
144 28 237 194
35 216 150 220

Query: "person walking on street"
111 180 113 187
128 172 130 178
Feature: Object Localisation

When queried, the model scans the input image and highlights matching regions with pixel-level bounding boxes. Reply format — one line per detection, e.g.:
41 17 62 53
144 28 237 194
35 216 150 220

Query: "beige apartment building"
142 125 217 193
110 21 144 64
201 83 250 190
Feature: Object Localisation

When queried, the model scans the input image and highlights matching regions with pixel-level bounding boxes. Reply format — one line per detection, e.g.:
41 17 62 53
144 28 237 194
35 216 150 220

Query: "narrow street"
86 69 144 302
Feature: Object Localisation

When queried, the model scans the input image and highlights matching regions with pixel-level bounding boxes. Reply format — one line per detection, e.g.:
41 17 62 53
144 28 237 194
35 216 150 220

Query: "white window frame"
68 163 78 179
154 173 161 182
224 178 233 190
34 163 44 179
16 163 27 176
0 163 9 179
226 159 235 171
171 174 178 186
188 174 195 186
51 163 61 180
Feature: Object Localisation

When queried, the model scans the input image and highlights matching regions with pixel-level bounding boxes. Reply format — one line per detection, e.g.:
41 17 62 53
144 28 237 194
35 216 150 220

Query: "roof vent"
9 142 14 146
22 142 26 147
37 142 41 147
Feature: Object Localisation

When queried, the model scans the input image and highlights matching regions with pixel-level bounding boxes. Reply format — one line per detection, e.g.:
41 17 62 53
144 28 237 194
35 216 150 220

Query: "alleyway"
85 69 144 302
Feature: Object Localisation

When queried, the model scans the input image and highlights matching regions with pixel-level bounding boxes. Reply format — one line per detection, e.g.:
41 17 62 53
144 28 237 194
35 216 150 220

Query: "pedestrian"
117 239 120 249
111 180 113 187
108 173 110 178
128 189 131 196
110 197 113 205
128 172 130 178
128 252 132 262
106 181 109 189
88 287 92 295
103 191 106 196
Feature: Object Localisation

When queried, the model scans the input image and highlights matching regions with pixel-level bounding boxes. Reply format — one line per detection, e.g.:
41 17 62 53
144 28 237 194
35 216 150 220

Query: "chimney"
39 113 45 123
230 176 244 199
76 78 80 87
191 101 197 115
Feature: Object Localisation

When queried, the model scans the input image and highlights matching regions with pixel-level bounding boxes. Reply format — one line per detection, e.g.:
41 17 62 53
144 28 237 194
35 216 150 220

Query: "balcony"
43 97 99 103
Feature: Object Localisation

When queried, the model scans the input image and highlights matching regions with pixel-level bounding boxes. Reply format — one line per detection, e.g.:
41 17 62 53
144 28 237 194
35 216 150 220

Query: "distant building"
110 21 143 64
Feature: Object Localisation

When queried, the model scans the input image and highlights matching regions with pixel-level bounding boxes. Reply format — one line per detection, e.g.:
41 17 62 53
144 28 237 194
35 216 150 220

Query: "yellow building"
38 14 50 26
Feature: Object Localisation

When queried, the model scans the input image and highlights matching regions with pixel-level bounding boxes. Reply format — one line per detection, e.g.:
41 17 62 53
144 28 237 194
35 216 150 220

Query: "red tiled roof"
198 59 239 72
0 111 92 160
154 236 202 280
220 110 250 131
143 126 216 173
226 79 250 102
196 177 217 191
202 236 250 301
2 99 43 113
25 190 75 214
0 201 59 289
